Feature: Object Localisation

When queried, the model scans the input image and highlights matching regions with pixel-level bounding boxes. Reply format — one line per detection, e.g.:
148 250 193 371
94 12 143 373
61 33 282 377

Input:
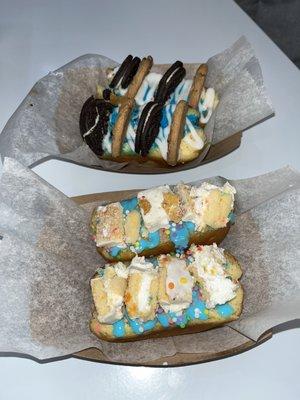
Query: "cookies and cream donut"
80 55 218 166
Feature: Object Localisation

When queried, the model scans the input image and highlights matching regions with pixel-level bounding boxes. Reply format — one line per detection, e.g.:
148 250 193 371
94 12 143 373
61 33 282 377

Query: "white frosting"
199 88 216 124
95 263 128 324
161 258 194 313
114 261 129 279
129 256 158 319
135 72 162 105
183 119 205 150
154 104 176 160
129 255 157 274
190 244 237 308
182 182 236 229
137 185 171 232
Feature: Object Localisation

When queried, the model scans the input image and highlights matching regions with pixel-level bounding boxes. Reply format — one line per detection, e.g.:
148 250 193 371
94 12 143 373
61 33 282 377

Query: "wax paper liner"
0 37 273 173
0 158 299 364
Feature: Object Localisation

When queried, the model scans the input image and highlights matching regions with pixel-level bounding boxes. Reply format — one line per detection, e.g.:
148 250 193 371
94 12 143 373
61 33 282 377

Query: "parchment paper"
0 37 273 172
0 158 299 364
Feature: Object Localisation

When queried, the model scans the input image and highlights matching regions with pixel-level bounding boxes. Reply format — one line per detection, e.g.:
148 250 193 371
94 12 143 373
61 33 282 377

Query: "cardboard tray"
71 189 272 367
87 131 242 174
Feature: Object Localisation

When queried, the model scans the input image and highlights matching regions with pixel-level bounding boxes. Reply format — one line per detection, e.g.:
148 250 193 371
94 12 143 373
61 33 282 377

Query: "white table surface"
0 0 299 399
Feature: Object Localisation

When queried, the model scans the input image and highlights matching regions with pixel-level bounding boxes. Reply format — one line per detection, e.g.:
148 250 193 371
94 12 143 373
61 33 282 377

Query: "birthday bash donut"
79 55 218 166
90 244 243 341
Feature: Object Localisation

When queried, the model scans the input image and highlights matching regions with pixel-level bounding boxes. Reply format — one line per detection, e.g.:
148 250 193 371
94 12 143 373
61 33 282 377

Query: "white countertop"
0 0 299 399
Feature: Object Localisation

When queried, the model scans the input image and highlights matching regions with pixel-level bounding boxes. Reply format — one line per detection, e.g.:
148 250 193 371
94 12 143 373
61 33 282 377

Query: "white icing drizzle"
199 88 215 124
135 72 162 106
183 119 204 150
154 103 176 160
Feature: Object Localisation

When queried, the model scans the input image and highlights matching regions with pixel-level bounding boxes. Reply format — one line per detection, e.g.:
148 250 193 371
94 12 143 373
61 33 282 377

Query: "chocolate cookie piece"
80 96 114 156
154 61 186 104
126 56 153 99
167 100 188 165
121 56 141 89
188 63 208 109
111 98 135 158
135 101 162 156
109 55 133 89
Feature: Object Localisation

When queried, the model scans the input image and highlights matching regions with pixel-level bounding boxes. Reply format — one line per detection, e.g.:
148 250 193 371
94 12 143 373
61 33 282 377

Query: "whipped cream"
160 257 194 314
129 256 158 319
189 244 237 308
135 72 162 105
129 255 157 274
137 185 171 232
93 263 128 324
182 182 236 230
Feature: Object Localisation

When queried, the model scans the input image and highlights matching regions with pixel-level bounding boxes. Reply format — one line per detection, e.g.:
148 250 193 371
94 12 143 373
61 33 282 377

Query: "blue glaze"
186 112 200 126
160 107 169 128
157 313 170 327
109 246 122 257
228 211 236 223
120 197 138 213
110 286 235 337
169 311 188 328
157 311 188 328
127 317 157 334
186 289 209 321
169 221 196 250
113 319 126 338
215 303 234 318
109 107 119 127
130 107 140 128
138 230 160 251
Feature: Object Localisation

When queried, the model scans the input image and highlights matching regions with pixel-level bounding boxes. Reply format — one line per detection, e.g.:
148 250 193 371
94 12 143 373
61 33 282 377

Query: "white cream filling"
137 186 171 232
83 110 99 138
182 182 236 230
190 244 237 309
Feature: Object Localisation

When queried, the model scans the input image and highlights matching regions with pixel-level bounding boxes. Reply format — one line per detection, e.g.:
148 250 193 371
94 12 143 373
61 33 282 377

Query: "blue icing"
169 311 188 327
216 303 234 318
169 221 196 250
120 197 138 213
228 211 236 223
109 107 119 127
143 85 151 102
113 319 126 338
186 113 200 126
157 313 170 328
130 106 140 128
127 317 157 334
157 311 188 328
109 246 122 257
160 107 169 129
138 230 160 251
186 289 208 321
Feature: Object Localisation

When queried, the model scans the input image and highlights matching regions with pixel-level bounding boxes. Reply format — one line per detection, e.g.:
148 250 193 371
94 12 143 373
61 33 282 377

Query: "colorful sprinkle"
168 282 175 289
180 277 188 285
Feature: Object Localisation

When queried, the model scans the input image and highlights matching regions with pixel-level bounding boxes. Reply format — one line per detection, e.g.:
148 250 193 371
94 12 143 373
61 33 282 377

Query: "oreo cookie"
109 55 133 89
79 96 114 156
154 61 186 104
135 101 163 156
109 55 141 90
121 56 141 89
